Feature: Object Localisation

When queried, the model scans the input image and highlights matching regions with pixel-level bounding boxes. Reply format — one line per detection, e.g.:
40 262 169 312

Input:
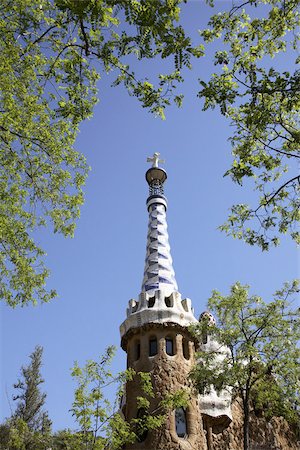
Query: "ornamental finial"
147 152 165 168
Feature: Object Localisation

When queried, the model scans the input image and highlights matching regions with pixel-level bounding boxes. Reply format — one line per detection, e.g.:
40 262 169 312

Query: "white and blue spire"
120 154 196 342
141 154 178 296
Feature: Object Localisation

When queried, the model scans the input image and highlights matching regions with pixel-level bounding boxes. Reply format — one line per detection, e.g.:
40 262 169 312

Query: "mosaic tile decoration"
141 202 178 295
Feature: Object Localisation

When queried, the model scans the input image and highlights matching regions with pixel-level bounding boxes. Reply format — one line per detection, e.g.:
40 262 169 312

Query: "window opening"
183 339 189 360
165 295 173 307
166 337 174 356
134 341 140 361
182 299 189 312
149 337 158 356
175 407 187 438
148 296 155 308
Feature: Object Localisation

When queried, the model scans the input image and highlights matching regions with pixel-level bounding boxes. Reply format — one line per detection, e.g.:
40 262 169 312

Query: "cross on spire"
147 152 165 168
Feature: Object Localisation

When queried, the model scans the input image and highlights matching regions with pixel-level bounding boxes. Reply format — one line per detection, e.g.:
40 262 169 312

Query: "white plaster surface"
199 336 233 423
120 289 197 339
141 199 178 297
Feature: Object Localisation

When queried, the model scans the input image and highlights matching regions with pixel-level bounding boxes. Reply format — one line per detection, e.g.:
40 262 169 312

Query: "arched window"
134 340 140 361
149 337 158 356
183 339 189 360
175 407 187 438
136 408 148 442
166 336 175 356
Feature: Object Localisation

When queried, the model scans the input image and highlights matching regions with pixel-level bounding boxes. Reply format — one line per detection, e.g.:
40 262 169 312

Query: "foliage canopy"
190 281 300 450
199 0 300 250
2 0 299 307
0 0 203 307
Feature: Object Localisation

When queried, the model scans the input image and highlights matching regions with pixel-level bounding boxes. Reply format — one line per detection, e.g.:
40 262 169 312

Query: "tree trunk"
243 401 250 450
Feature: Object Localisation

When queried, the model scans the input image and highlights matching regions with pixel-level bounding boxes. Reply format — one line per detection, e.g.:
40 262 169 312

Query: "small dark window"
182 299 189 312
175 407 187 438
149 337 158 356
165 295 173 307
134 341 140 361
166 337 174 356
148 296 155 308
202 331 208 345
136 408 148 442
183 339 189 360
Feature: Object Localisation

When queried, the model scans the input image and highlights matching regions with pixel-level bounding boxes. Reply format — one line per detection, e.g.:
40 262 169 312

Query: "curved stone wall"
123 323 206 450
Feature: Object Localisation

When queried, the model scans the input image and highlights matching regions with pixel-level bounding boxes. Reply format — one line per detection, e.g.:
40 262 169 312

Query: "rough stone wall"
124 323 206 450
210 401 300 450
122 323 299 450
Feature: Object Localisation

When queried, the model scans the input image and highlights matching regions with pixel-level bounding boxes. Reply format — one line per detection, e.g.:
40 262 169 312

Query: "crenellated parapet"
120 289 197 343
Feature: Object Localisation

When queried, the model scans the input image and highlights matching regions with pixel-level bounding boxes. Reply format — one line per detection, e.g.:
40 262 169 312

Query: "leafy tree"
0 423 11 449
68 346 189 449
0 0 203 307
0 418 51 450
190 281 300 450
1 346 188 449
12 346 51 434
199 0 299 250
2 0 298 308
69 345 117 449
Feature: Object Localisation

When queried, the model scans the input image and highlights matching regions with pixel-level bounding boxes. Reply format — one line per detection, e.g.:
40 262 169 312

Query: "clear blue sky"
1 2 298 431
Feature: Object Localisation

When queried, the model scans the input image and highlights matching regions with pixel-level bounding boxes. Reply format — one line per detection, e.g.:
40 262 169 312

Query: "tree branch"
255 174 300 212
79 20 90 56
20 24 59 56
237 123 300 158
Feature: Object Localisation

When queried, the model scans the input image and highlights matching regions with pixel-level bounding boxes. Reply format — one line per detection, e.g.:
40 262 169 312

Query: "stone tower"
120 154 207 450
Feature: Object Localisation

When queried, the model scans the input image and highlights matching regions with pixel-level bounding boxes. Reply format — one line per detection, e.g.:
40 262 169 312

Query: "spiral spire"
141 154 178 296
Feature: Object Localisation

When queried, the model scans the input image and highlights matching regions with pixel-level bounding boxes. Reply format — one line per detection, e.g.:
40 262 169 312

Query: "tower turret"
120 154 206 450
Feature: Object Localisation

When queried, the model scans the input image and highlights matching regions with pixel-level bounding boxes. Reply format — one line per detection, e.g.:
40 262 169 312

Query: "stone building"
119 155 232 450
